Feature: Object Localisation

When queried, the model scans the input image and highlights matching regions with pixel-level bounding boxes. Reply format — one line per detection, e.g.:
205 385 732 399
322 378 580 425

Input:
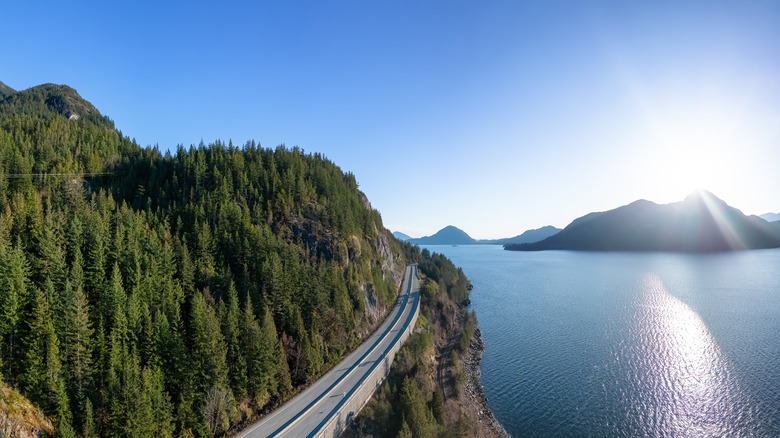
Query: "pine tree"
144 366 175 438
307 324 325 380
105 262 128 342
83 398 95 438
61 280 93 425
84 214 107 301
178 239 196 297
0 239 28 379
19 289 64 416
221 282 247 399
189 291 228 396
399 376 436 438
106 328 127 434
155 312 187 403
32 204 67 290
276 340 293 399
398 418 413 438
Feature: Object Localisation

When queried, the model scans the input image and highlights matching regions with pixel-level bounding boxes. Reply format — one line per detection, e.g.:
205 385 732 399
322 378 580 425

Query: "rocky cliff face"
359 193 405 330
0 83 107 127
0 383 54 438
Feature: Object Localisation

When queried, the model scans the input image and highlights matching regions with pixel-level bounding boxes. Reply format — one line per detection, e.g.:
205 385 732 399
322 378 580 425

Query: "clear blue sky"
3 1 779 238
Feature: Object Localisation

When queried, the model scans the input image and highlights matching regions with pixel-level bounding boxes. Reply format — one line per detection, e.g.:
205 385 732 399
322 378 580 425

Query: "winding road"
236 264 420 438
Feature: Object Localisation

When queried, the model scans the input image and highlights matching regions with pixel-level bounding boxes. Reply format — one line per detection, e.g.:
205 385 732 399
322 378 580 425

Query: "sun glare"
643 103 741 198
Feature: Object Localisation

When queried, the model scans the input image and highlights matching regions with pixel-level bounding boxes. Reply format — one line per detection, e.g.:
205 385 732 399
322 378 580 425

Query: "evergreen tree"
188 291 228 396
242 295 267 404
0 239 28 379
32 206 67 290
399 376 435 438
61 280 93 426
19 289 64 416
276 340 293 399
221 281 247 399
398 418 413 438
0 86 406 434
105 262 128 342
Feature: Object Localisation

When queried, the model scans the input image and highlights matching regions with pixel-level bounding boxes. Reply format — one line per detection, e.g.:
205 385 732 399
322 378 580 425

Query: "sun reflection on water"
620 274 759 437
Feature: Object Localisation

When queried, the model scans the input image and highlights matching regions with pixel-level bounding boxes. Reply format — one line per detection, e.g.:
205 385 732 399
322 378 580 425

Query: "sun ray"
698 190 747 250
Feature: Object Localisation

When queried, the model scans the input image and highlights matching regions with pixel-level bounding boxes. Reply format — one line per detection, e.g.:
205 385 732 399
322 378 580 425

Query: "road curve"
236 264 420 438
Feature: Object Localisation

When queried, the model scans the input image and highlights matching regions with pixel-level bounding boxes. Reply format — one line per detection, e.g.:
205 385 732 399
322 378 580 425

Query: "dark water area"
425 245 780 437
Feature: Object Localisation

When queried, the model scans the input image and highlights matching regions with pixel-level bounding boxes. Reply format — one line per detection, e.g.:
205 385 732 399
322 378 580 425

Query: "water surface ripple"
425 246 780 437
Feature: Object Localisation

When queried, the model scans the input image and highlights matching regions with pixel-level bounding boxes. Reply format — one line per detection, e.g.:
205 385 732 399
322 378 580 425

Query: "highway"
236 264 420 438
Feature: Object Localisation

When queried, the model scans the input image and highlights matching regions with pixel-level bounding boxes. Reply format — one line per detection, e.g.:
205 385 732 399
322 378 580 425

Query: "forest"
0 83 408 436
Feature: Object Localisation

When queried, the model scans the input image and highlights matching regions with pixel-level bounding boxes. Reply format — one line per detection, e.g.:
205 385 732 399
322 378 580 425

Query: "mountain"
392 231 413 241
408 225 477 245
479 225 561 245
0 83 106 124
760 212 780 222
0 81 15 99
405 225 561 246
0 81 411 435
506 191 780 252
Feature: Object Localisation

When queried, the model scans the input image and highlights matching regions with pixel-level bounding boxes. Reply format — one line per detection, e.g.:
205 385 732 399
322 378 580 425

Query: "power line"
3 172 120 177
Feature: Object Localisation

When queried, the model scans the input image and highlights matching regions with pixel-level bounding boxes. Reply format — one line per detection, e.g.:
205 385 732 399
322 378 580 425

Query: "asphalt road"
236 264 420 438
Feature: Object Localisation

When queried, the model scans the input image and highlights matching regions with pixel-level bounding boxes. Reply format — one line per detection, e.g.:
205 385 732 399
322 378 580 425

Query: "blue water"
425 246 780 437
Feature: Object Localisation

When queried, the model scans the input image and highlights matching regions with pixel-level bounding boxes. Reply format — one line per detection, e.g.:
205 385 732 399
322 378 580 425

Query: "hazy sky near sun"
3 1 779 239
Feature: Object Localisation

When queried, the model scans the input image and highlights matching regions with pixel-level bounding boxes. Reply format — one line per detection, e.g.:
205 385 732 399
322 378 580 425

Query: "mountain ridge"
0 80 413 436
760 212 780 222
392 231 413 241
404 225 560 246
479 225 561 245
0 82 112 129
408 225 476 245
507 191 780 252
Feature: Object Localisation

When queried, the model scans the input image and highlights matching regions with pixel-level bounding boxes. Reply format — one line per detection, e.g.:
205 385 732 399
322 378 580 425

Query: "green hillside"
0 83 407 436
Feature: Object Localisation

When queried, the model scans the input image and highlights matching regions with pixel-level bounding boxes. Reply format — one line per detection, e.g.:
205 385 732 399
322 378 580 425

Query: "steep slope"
0 82 406 436
0 381 54 437
507 191 780 252
347 244 506 438
408 225 476 245
0 83 107 125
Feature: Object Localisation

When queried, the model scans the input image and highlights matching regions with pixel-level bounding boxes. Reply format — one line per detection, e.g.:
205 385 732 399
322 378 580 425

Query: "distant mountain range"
392 231 413 241
397 225 561 246
407 225 476 245
506 191 780 252
479 225 561 245
760 212 780 222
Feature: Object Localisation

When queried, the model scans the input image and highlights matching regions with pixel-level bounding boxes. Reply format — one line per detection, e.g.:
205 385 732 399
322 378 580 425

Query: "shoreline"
464 327 510 438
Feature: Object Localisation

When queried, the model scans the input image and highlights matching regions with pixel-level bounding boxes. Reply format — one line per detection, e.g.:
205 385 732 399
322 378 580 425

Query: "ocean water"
425 245 780 437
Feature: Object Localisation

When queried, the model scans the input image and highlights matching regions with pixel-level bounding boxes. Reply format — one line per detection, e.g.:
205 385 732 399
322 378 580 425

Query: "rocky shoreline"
464 327 511 438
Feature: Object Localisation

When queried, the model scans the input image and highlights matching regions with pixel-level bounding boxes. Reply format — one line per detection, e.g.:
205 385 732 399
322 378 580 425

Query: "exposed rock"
372 223 402 287
0 382 54 438
464 328 510 438
43 86 94 120
358 190 372 211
